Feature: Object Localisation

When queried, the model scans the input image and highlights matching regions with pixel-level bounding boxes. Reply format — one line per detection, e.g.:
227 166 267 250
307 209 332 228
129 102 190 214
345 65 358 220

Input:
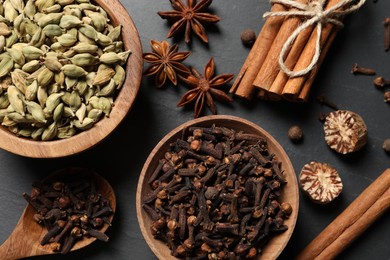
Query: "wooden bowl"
0 0 143 158
136 115 299 259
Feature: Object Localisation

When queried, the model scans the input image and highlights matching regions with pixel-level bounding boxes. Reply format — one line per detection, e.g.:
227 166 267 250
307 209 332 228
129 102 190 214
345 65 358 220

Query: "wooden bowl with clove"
0 0 143 158
136 115 299 259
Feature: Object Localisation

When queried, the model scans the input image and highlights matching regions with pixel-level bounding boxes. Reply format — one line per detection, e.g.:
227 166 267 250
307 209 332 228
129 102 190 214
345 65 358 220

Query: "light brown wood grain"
0 0 143 158
136 115 299 260
0 167 116 259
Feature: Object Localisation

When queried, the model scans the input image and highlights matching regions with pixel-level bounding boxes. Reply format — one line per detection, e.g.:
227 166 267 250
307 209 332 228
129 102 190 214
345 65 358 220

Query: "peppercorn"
383 138 390 153
240 29 256 47
288 125 303 142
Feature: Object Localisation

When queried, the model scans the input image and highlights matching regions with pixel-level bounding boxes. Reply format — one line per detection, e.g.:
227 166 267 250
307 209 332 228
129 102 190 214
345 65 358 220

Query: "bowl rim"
136 114 299 260
0 0 143 158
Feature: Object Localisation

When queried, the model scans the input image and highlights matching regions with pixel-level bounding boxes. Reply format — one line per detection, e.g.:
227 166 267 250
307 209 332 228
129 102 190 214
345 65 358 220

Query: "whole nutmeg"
383 138 390 153
240 29 256 47
288 125 303 142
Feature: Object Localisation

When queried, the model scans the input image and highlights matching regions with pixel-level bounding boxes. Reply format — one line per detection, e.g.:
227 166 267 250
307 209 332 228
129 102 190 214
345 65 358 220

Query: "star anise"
157 0 220 44
177 58 234 118
143 40 191 88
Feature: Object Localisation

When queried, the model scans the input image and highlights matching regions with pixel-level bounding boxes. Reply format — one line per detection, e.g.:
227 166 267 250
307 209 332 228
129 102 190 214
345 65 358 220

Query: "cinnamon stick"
282 0 345 100
296 169 390 260
252 0 309 92
229 3 286 100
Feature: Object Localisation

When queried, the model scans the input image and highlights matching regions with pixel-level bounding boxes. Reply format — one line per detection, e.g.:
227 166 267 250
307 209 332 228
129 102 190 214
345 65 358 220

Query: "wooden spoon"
0 167 116 260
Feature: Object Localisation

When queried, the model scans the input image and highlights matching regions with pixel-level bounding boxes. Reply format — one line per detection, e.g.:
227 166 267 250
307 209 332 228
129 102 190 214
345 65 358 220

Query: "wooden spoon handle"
296 169 390 260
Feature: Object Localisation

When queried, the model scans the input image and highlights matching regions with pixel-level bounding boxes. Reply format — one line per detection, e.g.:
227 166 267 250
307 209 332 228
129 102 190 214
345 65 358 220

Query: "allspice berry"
288 125 303 142
383 138 390 153
240 29 256 47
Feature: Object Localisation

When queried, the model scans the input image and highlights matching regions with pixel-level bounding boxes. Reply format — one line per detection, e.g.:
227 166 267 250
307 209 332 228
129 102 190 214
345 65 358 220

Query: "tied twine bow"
263 0 366 78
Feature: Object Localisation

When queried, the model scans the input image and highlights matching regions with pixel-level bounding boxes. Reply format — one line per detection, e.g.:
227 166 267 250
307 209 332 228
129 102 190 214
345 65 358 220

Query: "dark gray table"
0 0 389 259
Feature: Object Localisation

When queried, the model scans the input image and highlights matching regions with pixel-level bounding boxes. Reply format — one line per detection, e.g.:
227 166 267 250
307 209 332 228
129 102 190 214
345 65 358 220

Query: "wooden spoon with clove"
0 167 116 260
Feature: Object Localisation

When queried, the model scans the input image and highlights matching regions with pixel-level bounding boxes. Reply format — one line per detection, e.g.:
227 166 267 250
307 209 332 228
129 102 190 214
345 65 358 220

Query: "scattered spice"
384 91 390 103
23 169 113 254
157 0 220 44
351 63 376 75
143 125 292 258
143 40 191 88
240 29 256 47
384 18 390 51
373 76 390 88
177 58 234 118
288 125 303 143
316 94 338 110
323 110 368 154
383 138 390 153
299 162 343 204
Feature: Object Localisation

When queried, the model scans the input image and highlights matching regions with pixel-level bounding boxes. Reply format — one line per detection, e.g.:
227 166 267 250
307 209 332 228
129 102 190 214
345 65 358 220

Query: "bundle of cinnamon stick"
230 0 365 102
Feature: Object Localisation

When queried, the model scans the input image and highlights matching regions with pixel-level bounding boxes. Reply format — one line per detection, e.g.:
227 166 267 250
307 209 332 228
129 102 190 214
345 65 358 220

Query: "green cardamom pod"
22 60 40 73
96 78 115 97
37 13 63 28
72 117 94 130
13 13 25 35
77 30 95 45
71 42 98 54
117 50 131 64
17 128 34 137
63 7 82 19
50 42 67 52
2 116 18 127
37 85 48 107
79 24 98 41
82 16 92 26
85 71 95 87
9 0 24 12
57 125 76 139
7 85 25 115
65 76 77 90
75 79 87 95
67 27 78 38
6 47 25 66
5 30 18 48
42 24 63 37
0 93 10 109
93 64 115 86
107 25 122 41
64 3 99 11
27 65 45 80
37 67 54 87
0 35 5 52
75 102 86 121
24 0 36 20
62 48 77 59
89 96 111 116
0 22 11 36
35 0 55 12
11 69 28 94
23 100 47 123
47 82 61 95
41 121 57 141
62 105 74 117
69 90 81 111
86 11 107 32
42 4 61 14
70 53 98 67
31 127 45 140
96 32 112 47
45 92 64 112
87 108 102 122
25 80 38 101
83 87 94 103
62 64 88 78
52 102 64 122
59 14 82 29
44 57 62 72
4 0 18 22
0 57 14 78
54 71 65 86
55 33 77 47
22 46 44 60
113 64 126 89
99 52 123 64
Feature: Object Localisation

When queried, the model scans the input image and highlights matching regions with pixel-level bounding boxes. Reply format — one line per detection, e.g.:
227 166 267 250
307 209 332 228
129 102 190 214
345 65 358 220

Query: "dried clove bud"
351 63 376 75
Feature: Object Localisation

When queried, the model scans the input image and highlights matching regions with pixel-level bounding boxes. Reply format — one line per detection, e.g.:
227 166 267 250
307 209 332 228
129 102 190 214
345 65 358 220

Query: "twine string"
263 0 366 78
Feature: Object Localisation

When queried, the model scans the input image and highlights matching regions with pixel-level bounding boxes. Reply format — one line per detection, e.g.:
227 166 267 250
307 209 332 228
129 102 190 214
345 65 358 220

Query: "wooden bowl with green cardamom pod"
0 0 142 158
136 115 299 259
